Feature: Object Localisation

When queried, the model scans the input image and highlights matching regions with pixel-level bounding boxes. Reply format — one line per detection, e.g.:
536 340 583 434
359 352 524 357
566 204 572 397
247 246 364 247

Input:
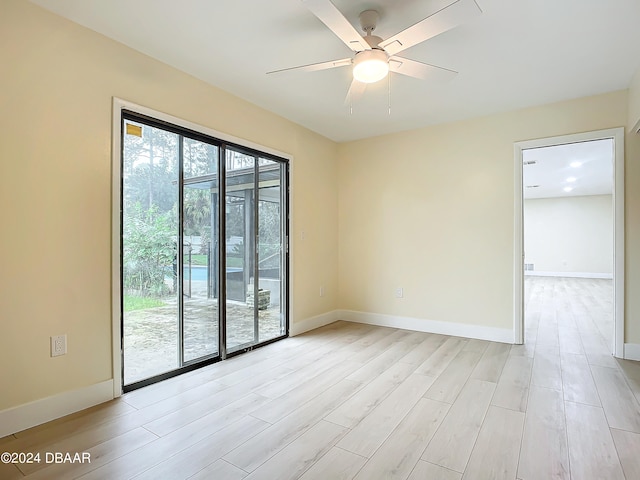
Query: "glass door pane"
225 149 257 352
182 139 219 363
122 120 179 385
257 158 286 342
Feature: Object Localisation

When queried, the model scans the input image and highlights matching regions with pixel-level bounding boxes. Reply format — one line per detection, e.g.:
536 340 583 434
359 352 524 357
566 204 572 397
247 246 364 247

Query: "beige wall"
626 101 640 345
627 68 640 348
338 91 639 343
524 195 613 275
0 0 339 411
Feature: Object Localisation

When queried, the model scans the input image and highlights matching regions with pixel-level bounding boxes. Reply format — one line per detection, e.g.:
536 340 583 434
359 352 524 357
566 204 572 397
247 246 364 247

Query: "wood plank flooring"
2 277 640 479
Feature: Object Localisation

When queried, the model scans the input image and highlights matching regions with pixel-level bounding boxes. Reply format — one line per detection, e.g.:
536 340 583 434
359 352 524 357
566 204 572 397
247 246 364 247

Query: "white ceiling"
523 139 613 200
30 0 640 142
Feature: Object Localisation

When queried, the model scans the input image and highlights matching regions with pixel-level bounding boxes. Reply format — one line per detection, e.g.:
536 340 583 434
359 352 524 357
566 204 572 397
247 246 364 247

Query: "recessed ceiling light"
570 161 582 168
567 177 576 182
563 186 573 192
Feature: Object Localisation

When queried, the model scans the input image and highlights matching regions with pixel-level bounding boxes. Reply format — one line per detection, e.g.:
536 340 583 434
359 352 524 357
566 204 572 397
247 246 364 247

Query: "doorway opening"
115 105 289 392
514 128 624 357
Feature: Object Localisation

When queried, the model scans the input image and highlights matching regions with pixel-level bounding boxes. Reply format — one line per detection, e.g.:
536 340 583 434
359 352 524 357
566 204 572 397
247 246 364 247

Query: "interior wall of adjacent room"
0 0 339 412
523 195 613 275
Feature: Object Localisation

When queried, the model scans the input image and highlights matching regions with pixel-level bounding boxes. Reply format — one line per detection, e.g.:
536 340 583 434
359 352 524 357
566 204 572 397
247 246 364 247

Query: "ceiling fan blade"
267 58 352 75
301 0 370 52
389 57 457 82
344 79 367 106
380 0 481 56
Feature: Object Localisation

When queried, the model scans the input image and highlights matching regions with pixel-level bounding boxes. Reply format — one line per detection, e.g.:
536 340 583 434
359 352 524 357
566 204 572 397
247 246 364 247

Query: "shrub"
123 203 176 296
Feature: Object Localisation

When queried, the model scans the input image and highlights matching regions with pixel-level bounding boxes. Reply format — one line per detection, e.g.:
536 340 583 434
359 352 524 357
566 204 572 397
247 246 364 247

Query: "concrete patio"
123 280 283 384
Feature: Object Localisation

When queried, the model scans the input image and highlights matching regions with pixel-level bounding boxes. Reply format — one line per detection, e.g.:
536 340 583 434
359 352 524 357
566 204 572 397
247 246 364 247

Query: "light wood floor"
2 277 640 479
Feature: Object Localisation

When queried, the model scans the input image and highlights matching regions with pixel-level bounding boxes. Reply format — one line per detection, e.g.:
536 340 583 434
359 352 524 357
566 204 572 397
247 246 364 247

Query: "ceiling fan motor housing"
364 35 383 49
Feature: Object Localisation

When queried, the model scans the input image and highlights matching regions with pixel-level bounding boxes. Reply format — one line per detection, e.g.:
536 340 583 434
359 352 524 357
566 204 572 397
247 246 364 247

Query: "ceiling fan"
268 0 482 104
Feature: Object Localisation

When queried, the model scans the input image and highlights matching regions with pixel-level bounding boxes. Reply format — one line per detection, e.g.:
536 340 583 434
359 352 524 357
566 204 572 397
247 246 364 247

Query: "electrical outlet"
395 287 403 298
51 335 67 357
320 286 325 297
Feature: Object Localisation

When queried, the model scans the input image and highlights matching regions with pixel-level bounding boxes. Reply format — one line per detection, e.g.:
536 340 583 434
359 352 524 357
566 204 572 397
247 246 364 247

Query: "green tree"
123 203 176 296
123 123 179 213
184 188 212 255
184 188 211 237
184 138 217 178
259 198 281 268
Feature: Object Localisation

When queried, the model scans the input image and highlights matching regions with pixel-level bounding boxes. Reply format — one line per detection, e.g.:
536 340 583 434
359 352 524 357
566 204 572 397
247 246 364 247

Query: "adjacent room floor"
1 277 639 479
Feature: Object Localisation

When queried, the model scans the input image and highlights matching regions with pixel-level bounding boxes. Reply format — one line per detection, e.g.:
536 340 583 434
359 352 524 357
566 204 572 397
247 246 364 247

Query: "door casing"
513 127 624 357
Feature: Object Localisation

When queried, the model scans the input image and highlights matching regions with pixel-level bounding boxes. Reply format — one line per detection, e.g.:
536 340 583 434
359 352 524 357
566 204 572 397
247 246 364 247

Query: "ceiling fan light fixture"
353 49 389 83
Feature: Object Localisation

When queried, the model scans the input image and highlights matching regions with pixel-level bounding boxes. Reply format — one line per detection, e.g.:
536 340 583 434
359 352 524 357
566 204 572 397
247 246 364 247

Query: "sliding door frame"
111 98 291 396
222 146 290 358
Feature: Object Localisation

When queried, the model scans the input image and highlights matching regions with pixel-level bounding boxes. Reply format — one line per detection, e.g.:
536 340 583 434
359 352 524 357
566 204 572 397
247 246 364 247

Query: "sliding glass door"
182 138 220 363
224 150 287 355
257 158 286 344
121 112 288 390
121 120 181 385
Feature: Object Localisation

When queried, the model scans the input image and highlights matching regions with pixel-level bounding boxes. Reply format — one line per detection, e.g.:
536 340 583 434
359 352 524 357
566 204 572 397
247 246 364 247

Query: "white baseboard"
0 380 114 438
624 343 640 361
290 310 340 336
525 271 613 279
338 310 514 344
